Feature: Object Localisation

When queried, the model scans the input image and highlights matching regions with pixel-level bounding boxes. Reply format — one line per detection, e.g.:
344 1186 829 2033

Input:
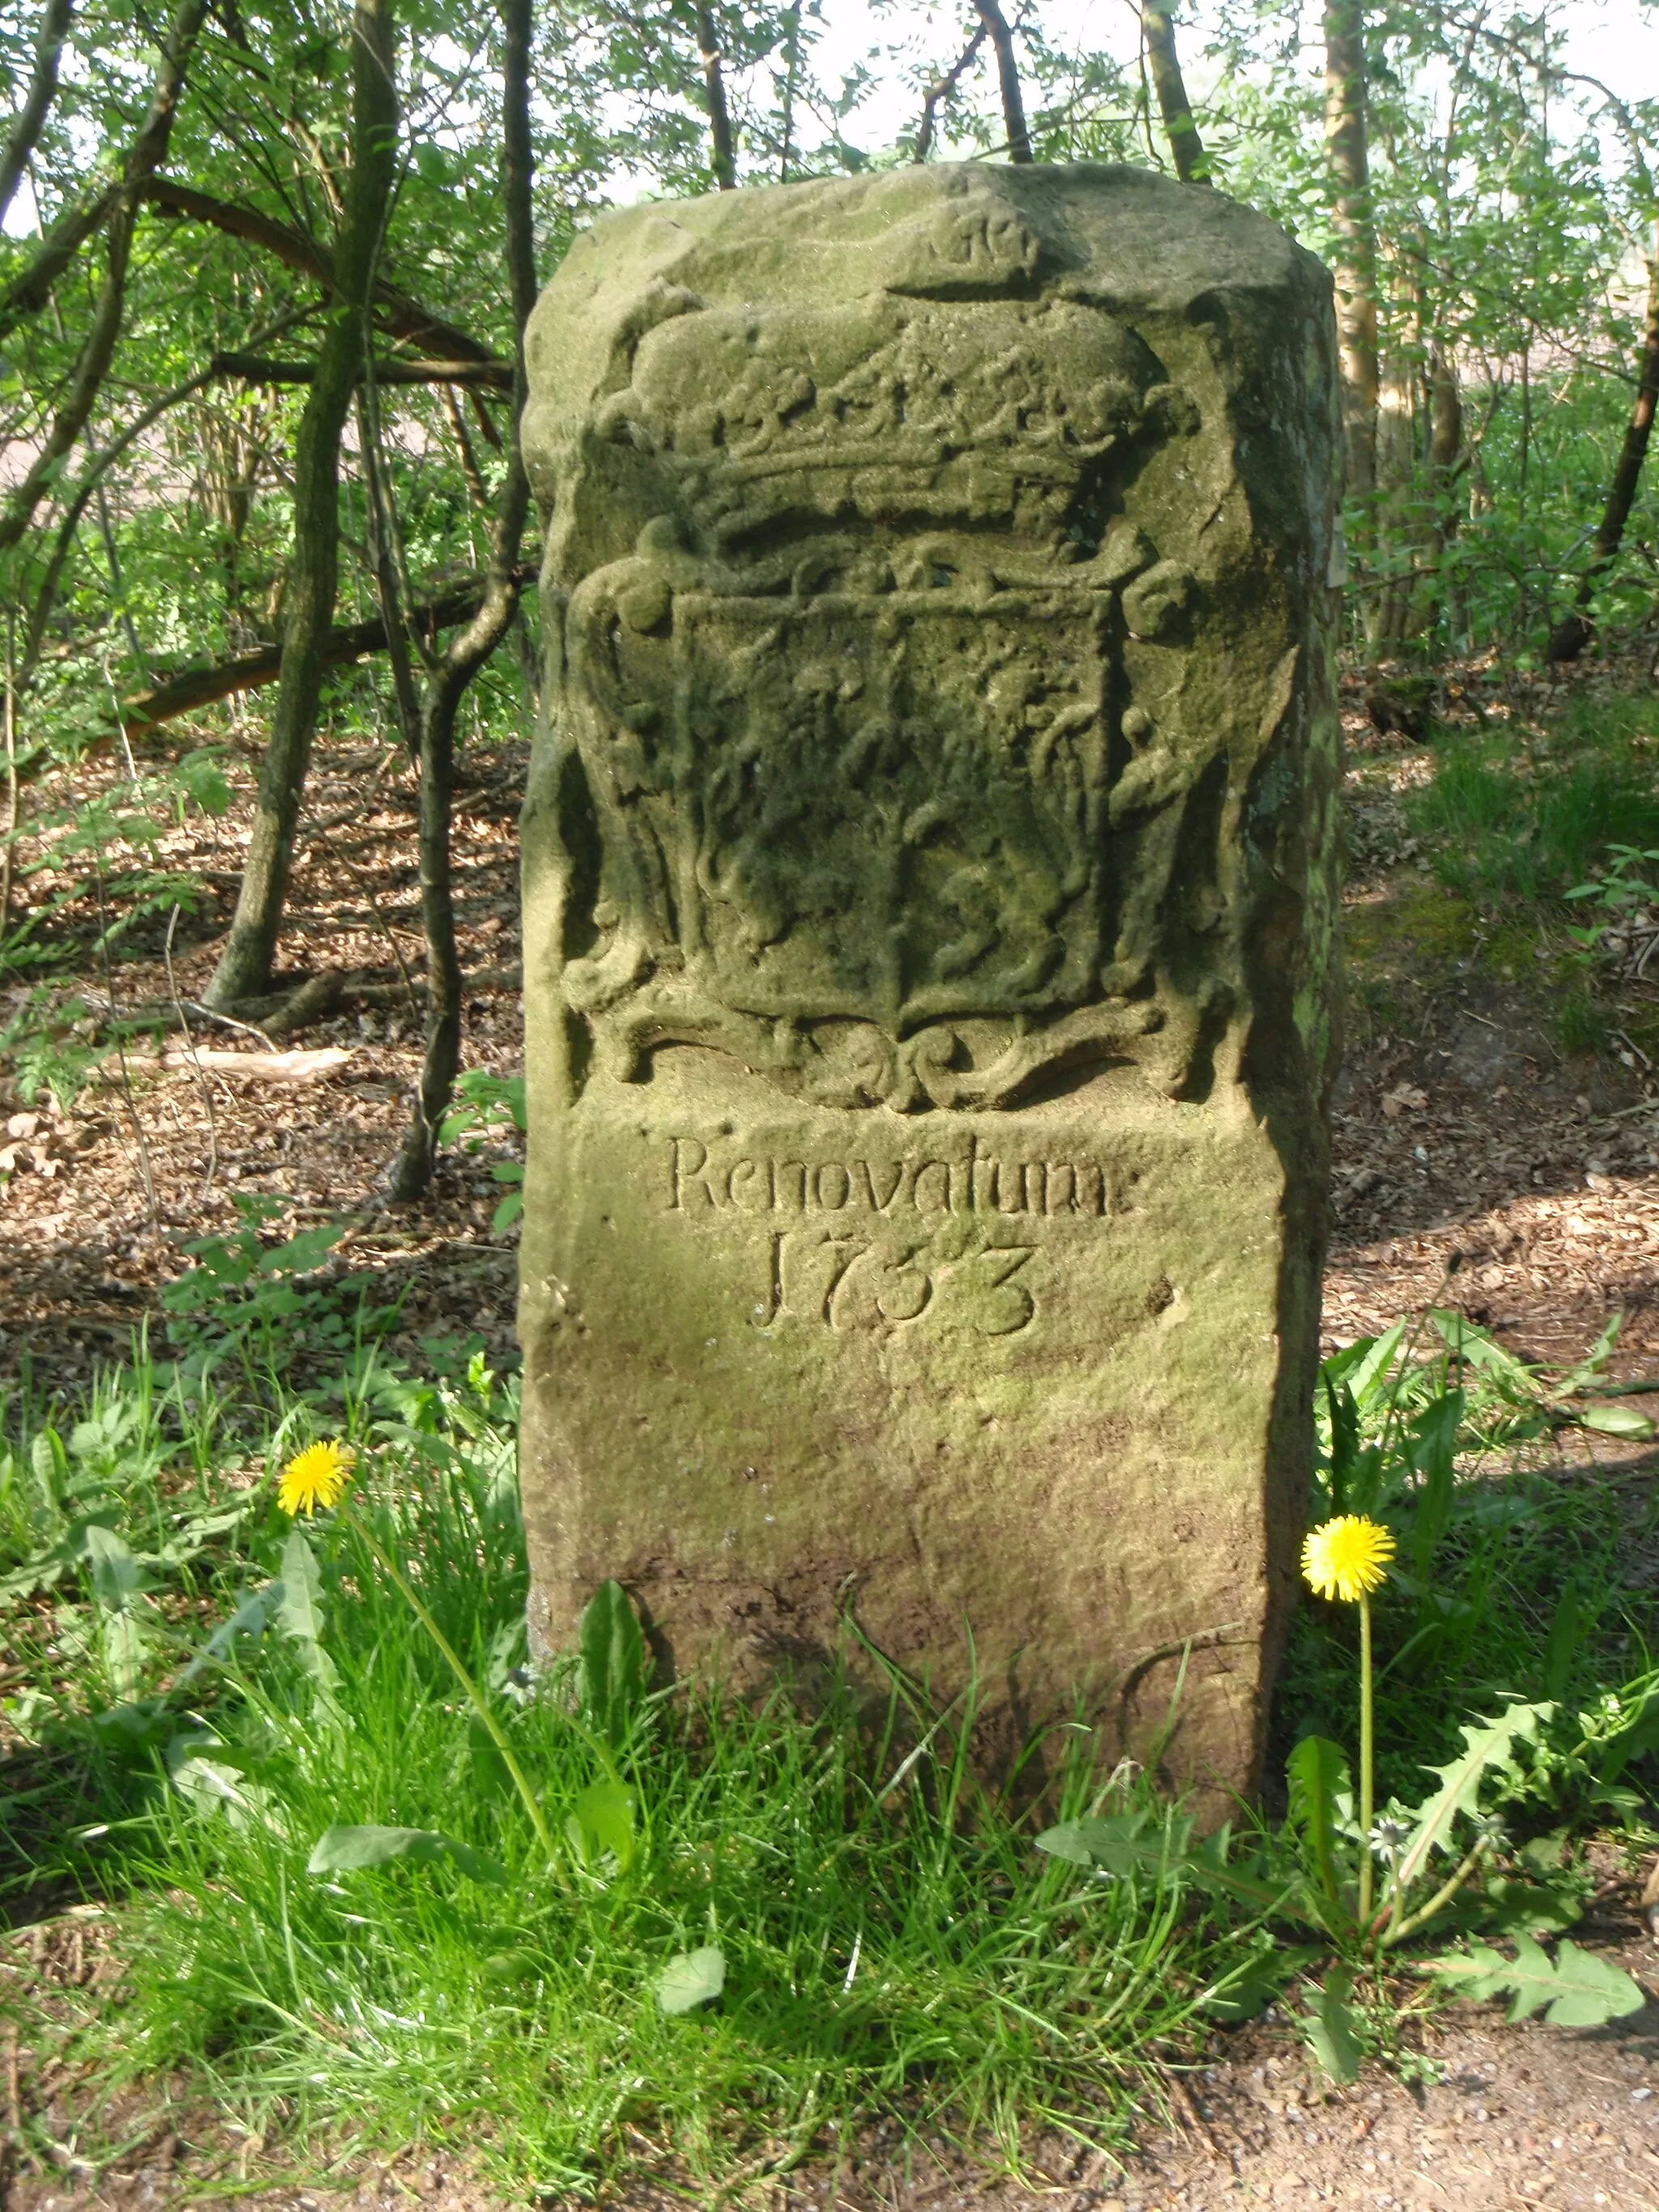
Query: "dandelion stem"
1358 1592 1375 1928
348 1507 559 1865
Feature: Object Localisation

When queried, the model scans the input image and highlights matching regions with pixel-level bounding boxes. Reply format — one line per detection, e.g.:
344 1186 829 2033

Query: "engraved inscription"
666 1135 1122 1219
748 1227 1038 1336
663 1133 1102 1336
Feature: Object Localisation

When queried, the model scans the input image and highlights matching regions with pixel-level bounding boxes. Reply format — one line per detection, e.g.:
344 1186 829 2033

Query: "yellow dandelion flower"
1301 1514 1395 1604
277 1439 355 1518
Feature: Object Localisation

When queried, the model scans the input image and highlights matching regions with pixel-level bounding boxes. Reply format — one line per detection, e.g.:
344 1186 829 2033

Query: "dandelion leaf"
1301 1964 1363 2086
1396 1701 1553 1890
307 1823 507 1884
578 1578 647 1750
1428 1934 1645 2027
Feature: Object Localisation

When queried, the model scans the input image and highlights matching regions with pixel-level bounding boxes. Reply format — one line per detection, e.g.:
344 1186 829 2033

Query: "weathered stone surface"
518 163 1341 1800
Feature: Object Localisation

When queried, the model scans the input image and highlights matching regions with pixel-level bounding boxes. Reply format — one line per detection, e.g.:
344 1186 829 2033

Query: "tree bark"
1142 0 1209 183
973 0 1032 163
1548 232 1659 663
695 6 737 188
0 0 206 344
1324 0 1380 506
205 0 400 1009
390 0 537 1200
0 0 74 231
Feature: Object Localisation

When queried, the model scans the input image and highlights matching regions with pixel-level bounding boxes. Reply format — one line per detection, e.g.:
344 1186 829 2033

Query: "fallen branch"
159 1044 351 1082
116 567 535 735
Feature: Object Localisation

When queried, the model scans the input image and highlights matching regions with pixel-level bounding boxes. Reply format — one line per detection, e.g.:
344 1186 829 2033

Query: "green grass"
0 1355 1230 2194
1410 693 1659 910
2 1315 1657 2194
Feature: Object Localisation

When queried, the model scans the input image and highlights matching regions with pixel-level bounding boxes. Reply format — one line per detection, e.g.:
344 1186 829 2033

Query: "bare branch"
0 0 74 232
915 22 986 163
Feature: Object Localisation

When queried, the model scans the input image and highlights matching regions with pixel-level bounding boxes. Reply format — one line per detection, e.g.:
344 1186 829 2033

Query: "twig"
163 905 217 1198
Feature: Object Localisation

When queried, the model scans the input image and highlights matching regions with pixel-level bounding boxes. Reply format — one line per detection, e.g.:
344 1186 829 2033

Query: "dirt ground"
2 680 1659 2208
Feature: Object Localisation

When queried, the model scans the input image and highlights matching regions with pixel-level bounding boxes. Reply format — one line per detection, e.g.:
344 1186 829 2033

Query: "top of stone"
523 164 1320 488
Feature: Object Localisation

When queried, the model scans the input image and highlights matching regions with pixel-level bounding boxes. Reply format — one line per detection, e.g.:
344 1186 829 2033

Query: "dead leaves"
1381 1084 1429 1119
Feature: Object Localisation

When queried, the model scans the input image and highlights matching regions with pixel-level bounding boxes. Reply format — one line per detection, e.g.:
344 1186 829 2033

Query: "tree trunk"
0 0 206 343
1548 232 1659 664
0 0 74 231
695 6 736 188
389 0 536 1200
973 0 1032 164
1142 0 1209 183
1324 0 1379 506
1412 341 1465 641
205 0 399 1009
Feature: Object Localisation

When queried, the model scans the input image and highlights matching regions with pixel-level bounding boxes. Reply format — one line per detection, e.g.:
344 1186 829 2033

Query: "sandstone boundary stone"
517 162 1341 1800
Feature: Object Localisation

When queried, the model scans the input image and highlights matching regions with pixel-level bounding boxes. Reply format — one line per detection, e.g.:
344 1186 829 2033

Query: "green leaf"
1396 1702 1554 1892
1406 1390 1465 1580
1286 1735 1351 1904
277 1525 327 1646
1301 1964 1363 2086
655 1944 725 2014
1542 1586 1581 1703
468 1711 513 1798
1578 1401 1657 1440
306 1824 506 1884
1593 1686 1659 1784
1036 1808 1191 1878
1427 1934 1645 2027
579 1579 647 1750
1199 1942 1321 2023
83 1523 148 1609
567 1779 636 1872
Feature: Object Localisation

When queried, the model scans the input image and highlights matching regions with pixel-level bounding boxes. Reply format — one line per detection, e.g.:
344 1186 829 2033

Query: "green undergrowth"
0 1305 1655 2193
1387 690 1659 1057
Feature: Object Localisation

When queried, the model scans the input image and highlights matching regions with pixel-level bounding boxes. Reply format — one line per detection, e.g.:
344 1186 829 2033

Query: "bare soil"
2 687 1658 2210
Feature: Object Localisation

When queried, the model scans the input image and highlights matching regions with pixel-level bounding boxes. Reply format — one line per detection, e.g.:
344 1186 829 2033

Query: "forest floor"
3 659 1659 2209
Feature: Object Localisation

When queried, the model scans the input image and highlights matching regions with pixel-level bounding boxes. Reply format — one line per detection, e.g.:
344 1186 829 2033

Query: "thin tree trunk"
973 0 1032 163
0 0 207 550
205 0 399 1009
695 6 736 188
0 0 74 231
356 391 424 752
0 0 206 343
1548 233 1659 663
389 0 536 1200
1413 340 1465 641
1142 0 1209 182
1324 0 1379 506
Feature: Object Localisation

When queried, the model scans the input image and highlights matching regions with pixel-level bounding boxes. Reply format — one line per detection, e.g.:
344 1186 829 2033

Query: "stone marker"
518 163 1341 1799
